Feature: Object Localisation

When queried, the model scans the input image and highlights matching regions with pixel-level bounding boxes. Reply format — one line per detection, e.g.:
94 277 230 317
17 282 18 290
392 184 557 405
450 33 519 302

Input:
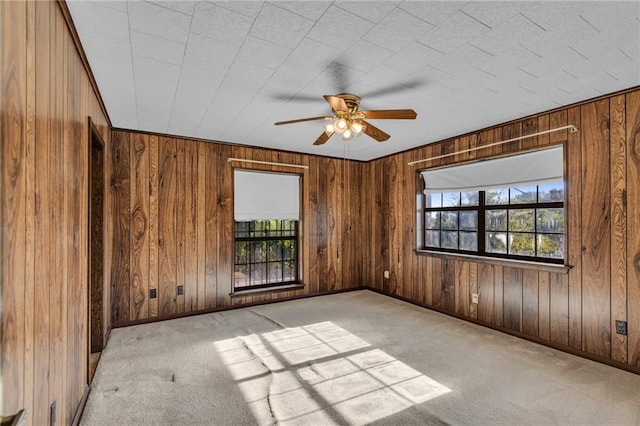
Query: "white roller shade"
234 170 300 221
421 146 563 193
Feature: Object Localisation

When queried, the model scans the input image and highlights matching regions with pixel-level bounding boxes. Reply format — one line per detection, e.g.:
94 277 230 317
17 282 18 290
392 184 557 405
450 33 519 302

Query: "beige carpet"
81 290 640 425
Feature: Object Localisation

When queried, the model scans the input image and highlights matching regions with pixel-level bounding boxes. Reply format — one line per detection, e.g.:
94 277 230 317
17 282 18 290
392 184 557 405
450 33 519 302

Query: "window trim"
414 248 570 274
422 186 565 265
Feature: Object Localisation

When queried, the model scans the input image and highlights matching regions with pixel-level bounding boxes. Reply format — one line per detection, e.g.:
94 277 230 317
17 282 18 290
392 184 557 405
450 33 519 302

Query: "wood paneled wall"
1 1 110 424
109 131 366 324
366 88 640 371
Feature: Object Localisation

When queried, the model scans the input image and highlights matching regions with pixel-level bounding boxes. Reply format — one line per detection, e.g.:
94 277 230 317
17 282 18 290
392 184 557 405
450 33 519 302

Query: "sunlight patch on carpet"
213 321 451 425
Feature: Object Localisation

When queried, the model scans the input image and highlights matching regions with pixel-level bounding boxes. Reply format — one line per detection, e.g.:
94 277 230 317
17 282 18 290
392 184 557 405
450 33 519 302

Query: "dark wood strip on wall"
538 271 551 341
130 132 149 320
503 267 523 332
32 2 52 424
110 129 130 322
158 137 177 316
566 106 583 351
148 135 159 317
610 94 628 364
215 144 233 308
627 90 640 368
522 270 539 337
2 0 28 412
580 99 612 358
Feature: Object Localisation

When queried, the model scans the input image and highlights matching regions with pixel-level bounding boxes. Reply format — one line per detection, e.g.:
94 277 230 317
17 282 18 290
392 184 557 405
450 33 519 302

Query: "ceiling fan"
274 93 417 146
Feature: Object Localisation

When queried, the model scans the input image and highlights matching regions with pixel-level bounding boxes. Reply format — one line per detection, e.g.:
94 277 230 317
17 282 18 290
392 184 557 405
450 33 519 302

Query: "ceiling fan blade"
327 61 350 93
313 131 333 146
323 95 348 112
362 120 390 142
360 109 417 120
274 116 332 125
359 79 426 98
270 93 322 102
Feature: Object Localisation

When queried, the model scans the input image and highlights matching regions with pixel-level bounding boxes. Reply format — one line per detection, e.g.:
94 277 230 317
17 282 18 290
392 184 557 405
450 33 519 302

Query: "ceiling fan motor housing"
335 93 360 113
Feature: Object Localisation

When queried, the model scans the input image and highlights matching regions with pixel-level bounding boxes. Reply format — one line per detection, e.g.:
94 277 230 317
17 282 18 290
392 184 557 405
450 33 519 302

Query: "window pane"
428 193 442 208
486 210 507 231
250 263 266 285
251 241 267 262
426 230 440 247
537 234 564 259
235 268 249 288
460 231 477 251
235 241 248 264
537 208 564 233
509 209 535 232
486 188 508 205
283 240 296 261
459 211 478 231
425 211 441 229
267 241 281 262
267 262 282 283
539 182 564 202
441 231 458 249
441 212 458 230
486 232 507 253
235 221 250 238
443 192 461 207
283 260 296 281
251 221 263 237
461 191 480 206
509 233 535 256
510 186 536 204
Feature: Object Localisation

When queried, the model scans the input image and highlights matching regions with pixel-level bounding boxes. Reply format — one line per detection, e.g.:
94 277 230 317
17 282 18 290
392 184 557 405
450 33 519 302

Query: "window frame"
422 186 565 265
233 219 301 292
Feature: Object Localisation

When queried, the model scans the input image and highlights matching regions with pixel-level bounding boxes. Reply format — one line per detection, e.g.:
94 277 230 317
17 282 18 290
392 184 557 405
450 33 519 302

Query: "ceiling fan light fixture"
342 129 353 140
324 122 335 133
350 121 363 135
335 118 348 133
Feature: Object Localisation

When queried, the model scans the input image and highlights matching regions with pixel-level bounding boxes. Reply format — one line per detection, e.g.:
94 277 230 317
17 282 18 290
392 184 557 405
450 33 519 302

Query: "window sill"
230 283 305 297
414 249 571 274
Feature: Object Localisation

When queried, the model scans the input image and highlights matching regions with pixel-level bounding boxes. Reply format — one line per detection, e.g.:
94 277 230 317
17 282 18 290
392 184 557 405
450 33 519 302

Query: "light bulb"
342 129 353 140
335 118 347 133
350 121 363 135
324 123 335 133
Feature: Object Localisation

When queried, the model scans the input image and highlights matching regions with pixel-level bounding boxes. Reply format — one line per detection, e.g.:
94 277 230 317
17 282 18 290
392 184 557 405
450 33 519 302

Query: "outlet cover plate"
472 293 479 304
177 285 184 295
615 320 628 335
150 288 157 299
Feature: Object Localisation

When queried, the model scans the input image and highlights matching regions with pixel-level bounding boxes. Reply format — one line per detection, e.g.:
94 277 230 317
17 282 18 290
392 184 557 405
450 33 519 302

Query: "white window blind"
421 146 563 193
234 170 300 221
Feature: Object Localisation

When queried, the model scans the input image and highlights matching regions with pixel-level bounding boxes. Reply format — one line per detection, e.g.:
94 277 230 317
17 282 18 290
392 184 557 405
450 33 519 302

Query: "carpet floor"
81 290 640 425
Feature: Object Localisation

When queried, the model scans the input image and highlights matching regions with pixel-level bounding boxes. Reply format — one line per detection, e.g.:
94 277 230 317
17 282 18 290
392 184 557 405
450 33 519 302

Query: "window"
233 170 301 291
424 184 564 262
421 147 565 264
234 220 299 289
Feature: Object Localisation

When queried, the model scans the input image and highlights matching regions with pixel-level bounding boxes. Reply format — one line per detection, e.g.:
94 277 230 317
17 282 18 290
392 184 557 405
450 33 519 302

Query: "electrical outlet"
384 270 390 279
177 285 184 295
615 320 628 335
471 293 479 304
150 288 157 299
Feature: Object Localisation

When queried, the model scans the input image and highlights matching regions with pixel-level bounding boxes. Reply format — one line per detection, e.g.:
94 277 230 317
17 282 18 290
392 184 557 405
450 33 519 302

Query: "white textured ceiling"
67 1 640 161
